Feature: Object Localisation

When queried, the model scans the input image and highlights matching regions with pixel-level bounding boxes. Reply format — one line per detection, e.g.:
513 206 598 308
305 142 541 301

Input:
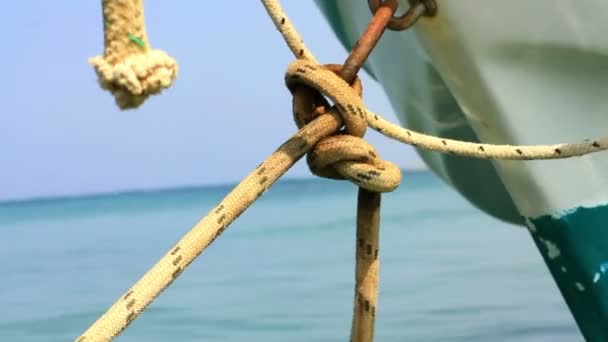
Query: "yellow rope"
260 0 318 64
286 62 402 192
351 191 381 341
75 111 344 341
77 1 608 341
89 0 178 109
285 59 392 342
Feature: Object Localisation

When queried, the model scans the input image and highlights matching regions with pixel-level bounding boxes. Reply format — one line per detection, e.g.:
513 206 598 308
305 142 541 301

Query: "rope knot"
89 0 178 110
285 60 401 192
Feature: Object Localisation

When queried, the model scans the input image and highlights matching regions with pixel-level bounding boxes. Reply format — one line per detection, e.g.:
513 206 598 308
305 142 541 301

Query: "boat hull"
316 0 608 339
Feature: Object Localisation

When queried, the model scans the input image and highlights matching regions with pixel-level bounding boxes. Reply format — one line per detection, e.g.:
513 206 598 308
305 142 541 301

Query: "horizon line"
0 169 430 206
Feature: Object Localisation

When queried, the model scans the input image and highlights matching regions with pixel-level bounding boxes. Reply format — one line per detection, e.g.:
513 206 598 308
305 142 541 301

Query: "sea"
0 171 583 341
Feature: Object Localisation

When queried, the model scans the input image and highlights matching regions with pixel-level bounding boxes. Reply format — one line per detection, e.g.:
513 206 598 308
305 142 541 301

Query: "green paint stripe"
128 34 145 48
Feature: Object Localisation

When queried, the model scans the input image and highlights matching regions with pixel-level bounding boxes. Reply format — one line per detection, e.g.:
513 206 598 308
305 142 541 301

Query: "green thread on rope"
128 34 145 48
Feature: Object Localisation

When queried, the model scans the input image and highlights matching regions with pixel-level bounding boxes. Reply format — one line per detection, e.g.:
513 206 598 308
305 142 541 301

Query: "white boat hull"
316 0 608 339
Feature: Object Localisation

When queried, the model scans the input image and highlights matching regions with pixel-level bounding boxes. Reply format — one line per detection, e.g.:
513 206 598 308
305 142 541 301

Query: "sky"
0 1 425 202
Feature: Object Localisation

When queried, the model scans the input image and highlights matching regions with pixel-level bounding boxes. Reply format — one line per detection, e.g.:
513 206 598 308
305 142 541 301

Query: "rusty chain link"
368 0 437 31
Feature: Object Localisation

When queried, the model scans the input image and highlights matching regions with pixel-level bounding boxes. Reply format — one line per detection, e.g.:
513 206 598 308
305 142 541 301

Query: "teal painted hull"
529 208 608 341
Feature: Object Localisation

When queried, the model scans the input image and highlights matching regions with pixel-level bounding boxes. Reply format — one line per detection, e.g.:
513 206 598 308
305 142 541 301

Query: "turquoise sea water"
0 172 583 341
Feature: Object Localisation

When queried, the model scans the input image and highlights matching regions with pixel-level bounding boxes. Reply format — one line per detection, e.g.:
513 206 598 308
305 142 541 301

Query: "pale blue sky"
0 1 424 202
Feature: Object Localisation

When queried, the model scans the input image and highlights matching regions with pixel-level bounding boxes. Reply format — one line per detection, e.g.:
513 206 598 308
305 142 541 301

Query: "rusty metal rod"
339 0 398 84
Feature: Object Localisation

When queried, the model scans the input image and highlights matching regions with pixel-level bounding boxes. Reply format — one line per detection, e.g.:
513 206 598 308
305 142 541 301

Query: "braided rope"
351 191 381 341
75 112 345 341
286 62 401 193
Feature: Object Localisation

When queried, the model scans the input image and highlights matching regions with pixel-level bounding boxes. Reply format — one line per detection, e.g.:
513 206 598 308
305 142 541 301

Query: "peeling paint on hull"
529 206 608 340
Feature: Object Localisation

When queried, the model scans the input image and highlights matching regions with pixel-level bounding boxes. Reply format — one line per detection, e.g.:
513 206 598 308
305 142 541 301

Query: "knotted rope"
286 61 401 192
89 0 178 109
286 60 398 341
77 0 608 341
